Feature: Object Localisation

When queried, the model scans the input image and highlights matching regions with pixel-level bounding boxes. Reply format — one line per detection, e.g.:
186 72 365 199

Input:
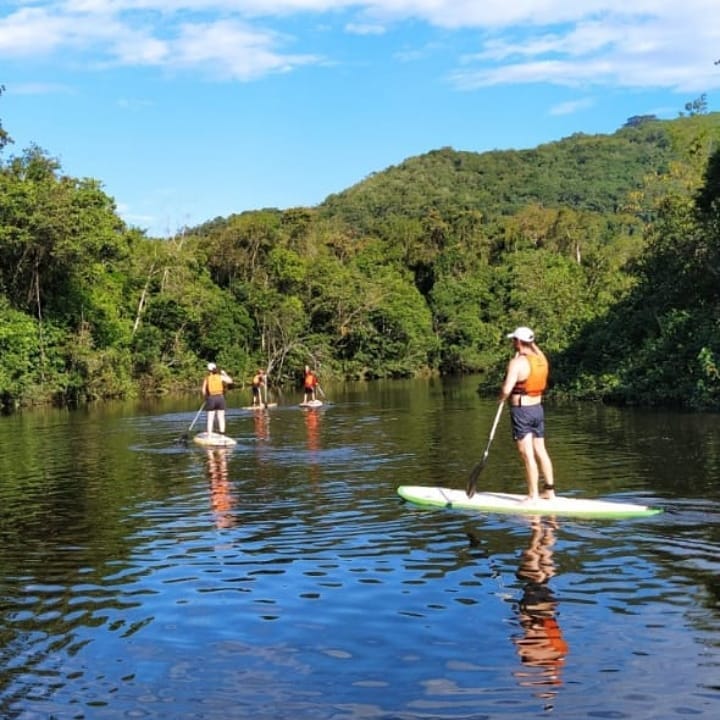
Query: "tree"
0 84 13 152
680 94 709 117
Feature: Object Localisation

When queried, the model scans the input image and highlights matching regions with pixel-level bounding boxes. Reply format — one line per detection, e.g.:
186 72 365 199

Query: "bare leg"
207 410 216 435
533 437 555 499
217 409 226 434
516 434 540 500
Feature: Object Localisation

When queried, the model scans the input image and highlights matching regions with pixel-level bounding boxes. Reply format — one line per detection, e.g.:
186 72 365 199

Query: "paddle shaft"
466 402 504 497
187 401 205 433
483 401 504 458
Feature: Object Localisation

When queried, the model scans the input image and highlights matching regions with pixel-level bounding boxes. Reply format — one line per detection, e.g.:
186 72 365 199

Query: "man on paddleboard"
202 362 234 436
500 327 556 501
251 369 265 407
303 365 319 403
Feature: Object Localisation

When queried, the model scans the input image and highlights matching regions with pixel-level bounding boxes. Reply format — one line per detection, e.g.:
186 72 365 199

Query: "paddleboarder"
500 327 555 501
303 365 319 404
251 368 266 407
202 362 233 436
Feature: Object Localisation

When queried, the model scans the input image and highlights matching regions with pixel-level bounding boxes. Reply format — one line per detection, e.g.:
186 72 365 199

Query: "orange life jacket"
206 373 225 396
304 372 317 390
512 353 548 397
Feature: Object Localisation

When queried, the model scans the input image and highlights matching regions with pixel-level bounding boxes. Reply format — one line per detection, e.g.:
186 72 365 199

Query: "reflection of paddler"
253 406 270 441
206 449 234 528
304 408 320 452
513 517 568 701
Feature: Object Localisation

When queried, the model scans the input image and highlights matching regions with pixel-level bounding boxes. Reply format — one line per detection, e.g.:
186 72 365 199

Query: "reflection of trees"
512 517 568 705
206 449 235 529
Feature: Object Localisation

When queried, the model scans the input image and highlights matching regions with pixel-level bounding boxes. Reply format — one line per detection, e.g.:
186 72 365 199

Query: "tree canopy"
2 92 720 409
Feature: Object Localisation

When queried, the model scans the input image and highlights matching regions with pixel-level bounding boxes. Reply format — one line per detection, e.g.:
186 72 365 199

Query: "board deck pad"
193 432 237 447
397 485 662 519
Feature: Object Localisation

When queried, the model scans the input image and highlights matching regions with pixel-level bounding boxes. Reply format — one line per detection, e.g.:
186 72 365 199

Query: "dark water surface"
0 377 718 719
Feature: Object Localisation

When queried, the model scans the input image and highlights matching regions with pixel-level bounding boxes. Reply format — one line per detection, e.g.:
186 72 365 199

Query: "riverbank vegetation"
1 86 720 409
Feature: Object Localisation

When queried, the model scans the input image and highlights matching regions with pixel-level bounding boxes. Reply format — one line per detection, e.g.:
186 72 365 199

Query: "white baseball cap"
207 362 217 371
506 326 535 343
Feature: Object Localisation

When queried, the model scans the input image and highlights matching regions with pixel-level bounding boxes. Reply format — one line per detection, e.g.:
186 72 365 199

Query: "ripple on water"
1 390 719 718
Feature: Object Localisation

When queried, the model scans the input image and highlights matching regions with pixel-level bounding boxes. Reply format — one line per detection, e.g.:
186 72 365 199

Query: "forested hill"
318 118 676 230
2 102 720 410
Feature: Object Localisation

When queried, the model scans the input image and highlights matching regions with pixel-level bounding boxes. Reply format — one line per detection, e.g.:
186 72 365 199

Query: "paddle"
262 374 269 408
177 401 205 444
316 384 326 399
466 401 504 498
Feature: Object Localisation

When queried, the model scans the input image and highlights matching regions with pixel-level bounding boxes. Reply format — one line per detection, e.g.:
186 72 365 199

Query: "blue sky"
1 1 720 238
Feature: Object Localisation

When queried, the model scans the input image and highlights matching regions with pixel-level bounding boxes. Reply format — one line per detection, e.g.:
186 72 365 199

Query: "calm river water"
0 376 718 719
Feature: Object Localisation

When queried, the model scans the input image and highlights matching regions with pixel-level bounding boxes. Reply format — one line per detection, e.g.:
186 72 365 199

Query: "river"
0 376 718 719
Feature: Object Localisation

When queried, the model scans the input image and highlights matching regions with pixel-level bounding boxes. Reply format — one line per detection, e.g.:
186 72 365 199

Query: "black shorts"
510 404 545 440
206 394 226 411
252 386 261 398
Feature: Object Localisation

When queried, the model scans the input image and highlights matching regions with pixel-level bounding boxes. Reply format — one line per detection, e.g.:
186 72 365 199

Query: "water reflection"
205 449 235 528
252 407 270 442
0 378 718 719
303 408 321 452
512 517 568 705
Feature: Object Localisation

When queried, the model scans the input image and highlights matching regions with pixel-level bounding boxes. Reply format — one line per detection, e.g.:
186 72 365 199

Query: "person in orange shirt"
202 362 233 436
303 365 319 404
499 327 555 501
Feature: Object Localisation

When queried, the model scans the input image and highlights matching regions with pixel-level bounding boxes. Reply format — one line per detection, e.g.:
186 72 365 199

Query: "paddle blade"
466 453 488 498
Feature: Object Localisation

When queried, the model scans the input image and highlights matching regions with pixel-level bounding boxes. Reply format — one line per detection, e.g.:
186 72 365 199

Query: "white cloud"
10 82 76 95
345 23 386 36
549 97 595 116
1 1 720 91
451 8 720 93
169 20 319 78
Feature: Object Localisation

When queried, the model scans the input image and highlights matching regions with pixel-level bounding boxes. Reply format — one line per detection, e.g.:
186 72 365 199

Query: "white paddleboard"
300 399 323 408
397 485 662 519
193 432 237 447
242 403 277 410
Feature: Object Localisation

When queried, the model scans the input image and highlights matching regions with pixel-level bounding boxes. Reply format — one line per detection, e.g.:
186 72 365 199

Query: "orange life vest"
206 373 225 396
512 353 548 397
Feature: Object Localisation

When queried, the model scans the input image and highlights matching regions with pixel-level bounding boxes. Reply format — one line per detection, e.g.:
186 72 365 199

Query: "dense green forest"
2 84 720 410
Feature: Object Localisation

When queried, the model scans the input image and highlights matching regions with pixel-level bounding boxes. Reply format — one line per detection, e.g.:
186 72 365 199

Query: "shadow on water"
0 376 718 718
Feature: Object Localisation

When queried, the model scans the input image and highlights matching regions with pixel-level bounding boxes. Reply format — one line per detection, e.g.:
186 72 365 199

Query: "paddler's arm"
499 355 523 402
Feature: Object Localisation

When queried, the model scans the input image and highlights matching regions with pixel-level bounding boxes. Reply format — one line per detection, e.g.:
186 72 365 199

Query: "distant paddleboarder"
251 368 266 407
202 362 234 437
303 365 319 404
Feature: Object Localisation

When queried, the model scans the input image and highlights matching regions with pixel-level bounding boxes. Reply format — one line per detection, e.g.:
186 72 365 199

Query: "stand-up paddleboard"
300 399 323 408
193 432 237 448
242 403 278 410
397 485 662 519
